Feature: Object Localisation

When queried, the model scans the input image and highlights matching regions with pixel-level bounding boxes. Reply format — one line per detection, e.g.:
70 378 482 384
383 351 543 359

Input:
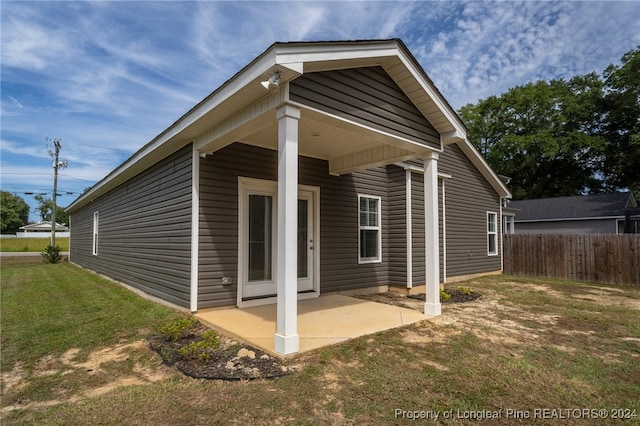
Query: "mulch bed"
148 322 298 381
408 288 482 304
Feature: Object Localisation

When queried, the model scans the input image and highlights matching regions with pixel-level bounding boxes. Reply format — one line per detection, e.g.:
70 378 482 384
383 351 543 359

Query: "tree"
459 76 606 200
34 194 69 226
0 191 30 234
459 46 640 201
600 46 640 197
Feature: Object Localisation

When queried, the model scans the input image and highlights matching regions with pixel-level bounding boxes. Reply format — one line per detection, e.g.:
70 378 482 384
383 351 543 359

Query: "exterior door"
239 178 317 302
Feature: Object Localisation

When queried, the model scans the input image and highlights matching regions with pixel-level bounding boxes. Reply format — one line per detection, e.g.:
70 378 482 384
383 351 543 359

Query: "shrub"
459 286 472 296
177 329 221 362
41 244 62 264
440 289 451 301
160 317 196 342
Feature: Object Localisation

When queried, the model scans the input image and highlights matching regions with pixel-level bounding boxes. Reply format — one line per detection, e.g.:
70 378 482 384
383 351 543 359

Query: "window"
92 212 99 256
359 195 381 263
487 212 497 256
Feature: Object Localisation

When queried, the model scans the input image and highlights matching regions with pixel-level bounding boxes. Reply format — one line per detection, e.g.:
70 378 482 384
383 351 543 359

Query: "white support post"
190 144 200 312
405 169 413 288
423 152 441 316
275 104 300 355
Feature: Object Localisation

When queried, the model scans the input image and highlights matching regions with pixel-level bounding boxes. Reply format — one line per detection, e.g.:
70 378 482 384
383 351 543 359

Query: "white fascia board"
67 50 281 213
395 51 467 139
274 41 398 71
456 139 511 198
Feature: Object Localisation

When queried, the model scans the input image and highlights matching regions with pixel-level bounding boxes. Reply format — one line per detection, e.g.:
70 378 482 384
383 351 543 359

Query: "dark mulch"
408 288 481 303
148 322 298 381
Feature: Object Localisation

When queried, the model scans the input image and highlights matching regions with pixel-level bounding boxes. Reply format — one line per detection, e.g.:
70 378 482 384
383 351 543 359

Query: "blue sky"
2 1 639 223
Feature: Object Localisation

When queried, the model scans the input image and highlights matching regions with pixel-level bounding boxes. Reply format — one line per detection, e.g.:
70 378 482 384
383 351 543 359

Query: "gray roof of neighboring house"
510 192 637 221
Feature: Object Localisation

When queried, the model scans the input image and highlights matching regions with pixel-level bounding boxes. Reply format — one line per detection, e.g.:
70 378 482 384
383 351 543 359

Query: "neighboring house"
510 192 640 234
66 39 511 355
19 221 69 233
17 221 70 239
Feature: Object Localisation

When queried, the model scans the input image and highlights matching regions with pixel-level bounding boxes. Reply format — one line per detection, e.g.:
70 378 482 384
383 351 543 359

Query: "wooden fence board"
503 234 640 286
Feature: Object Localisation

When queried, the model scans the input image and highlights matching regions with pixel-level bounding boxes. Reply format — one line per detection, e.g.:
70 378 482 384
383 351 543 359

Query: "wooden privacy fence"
503 234 640 286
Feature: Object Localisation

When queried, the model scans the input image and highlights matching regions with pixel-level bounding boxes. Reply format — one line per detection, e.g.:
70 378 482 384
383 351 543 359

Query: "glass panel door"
298 199 308 278
248 194 272 281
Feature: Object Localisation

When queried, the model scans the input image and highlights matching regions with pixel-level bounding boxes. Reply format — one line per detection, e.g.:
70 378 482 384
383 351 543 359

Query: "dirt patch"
148 322 299 380
1 340 176 414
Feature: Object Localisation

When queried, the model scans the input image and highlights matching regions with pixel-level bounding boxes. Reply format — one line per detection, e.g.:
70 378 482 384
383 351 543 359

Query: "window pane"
248 195 272 281
488 213 496 232
298 199 308 278
488 234 497 254
360 229 379 259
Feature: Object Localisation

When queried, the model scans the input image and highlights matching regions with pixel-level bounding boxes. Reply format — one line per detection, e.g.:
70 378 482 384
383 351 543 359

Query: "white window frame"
92 211 99 256
358 194 382 264
487 211 498 256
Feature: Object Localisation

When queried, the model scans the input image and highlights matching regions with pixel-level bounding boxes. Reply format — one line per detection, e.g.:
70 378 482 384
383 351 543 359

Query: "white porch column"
275 104 300 355
423 151 441 316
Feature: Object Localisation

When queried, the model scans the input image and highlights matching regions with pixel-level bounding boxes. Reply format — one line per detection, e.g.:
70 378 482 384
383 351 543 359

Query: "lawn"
1 259 639 425
0 237 69 252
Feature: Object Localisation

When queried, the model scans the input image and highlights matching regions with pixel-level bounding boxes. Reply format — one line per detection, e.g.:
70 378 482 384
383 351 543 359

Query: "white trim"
358 194 383 264
405 169 412 288
487 211 498 256
92 211 99 256
190 146 200 312
237 178 278 306
455 140 511 198
275 103 300 355
499 201 503 272
423 151 441 316
441 178 447 284
237 177 320 308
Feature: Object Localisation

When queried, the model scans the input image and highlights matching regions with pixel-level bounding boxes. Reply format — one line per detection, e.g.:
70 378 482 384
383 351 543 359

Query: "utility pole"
48 138 67 247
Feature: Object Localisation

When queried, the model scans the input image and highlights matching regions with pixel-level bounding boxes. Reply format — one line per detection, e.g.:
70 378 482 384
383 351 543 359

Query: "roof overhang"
67 39 507 213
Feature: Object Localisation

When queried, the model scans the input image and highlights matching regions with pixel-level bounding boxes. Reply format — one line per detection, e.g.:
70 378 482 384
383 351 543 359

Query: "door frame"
237 177 320 308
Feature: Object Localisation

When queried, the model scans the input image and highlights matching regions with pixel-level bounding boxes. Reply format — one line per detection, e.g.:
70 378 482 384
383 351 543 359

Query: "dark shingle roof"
510 192 636 221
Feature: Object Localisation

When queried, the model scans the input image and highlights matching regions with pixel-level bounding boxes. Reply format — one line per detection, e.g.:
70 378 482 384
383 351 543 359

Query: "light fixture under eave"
261 71 281 90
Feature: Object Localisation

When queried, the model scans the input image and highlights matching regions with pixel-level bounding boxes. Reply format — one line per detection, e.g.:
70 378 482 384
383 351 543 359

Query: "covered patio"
195 294 428 356
193 41 456 355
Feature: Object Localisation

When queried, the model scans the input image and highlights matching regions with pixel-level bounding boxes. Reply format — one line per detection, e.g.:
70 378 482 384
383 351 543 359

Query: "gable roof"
510 192 637 221
20 221 69 231
67 39 509 213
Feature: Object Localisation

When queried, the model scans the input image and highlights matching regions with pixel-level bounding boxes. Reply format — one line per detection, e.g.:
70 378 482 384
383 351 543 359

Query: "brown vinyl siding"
411 171 426 284
198 142 389 308
69 145 193 308
439 143 502 277
387 165 406 285
290 66 440 150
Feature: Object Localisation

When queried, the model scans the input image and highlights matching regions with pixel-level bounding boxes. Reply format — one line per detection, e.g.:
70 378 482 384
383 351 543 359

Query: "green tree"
600 46 640 198
0 191 30 234
459 76 606 200
34 194 69 226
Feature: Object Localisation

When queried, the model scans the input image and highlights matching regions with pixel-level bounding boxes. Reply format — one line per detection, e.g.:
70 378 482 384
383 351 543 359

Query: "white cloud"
1 0 638 219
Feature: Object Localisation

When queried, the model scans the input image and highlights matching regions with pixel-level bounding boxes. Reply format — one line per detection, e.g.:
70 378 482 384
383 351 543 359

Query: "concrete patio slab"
195 294 428 356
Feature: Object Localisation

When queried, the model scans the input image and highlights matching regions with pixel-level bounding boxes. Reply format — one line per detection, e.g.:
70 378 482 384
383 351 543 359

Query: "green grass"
0 237 69 252
0 257 180 371
2 264 639 425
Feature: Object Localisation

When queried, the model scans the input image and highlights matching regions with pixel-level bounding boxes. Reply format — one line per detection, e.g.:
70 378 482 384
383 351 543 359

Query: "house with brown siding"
66 39 510 355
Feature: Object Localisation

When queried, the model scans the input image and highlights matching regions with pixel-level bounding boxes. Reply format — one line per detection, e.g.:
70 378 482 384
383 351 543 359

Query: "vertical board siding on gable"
197 143 389 308
289 66 440 150
439 143 502 277
69 145 193 308
387 165 407 285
